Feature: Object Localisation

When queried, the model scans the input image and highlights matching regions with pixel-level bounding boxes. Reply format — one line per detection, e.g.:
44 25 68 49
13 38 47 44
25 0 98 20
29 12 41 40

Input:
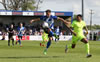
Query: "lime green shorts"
72 34 85 44
42 32 49 42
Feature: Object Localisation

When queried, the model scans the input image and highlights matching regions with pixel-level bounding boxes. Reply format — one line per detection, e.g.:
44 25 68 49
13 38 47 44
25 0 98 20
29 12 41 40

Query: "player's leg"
18 36 22 47
43 27 57 38
48 28 58 39
81 38 92 58
16 36 18 45
55 36 57 42
57 35 60 41
46 37 52 48
48 29 54 36
11 36 14 46
44 37 52 55
65 36 77 53
58 35 59 41
68 44 76 48
55 35 59 42
8 35 11 46
43 28 54 54
40 32 48 47
65 43 76 53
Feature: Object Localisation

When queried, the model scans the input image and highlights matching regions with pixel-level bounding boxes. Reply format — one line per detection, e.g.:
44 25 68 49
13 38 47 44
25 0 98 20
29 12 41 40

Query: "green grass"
0 40 100 62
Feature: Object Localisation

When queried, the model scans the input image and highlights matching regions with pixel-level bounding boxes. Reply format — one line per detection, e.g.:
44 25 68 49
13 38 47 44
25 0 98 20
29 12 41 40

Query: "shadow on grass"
0 56 64 59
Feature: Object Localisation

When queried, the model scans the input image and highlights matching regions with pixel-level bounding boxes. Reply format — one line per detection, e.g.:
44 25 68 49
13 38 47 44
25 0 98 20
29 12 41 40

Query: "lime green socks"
68 44 72 49
85 43 90 54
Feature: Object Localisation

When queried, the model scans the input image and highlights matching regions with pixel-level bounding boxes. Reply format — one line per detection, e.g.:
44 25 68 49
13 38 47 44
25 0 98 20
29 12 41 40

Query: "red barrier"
16 36 30 40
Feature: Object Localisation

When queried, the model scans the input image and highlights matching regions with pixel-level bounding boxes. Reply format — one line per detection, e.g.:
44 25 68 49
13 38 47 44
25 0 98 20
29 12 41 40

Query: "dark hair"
18 22 23 26
45 9 51 13
10 24 13 26
77 14 82 18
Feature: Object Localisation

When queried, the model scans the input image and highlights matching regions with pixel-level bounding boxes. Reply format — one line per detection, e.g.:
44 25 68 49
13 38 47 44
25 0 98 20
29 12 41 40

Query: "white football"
43 22 49 28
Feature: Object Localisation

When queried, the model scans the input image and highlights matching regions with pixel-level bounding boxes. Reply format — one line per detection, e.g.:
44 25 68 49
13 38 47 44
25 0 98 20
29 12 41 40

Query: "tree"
73 15 77 20
87 25 100 30
21 0 36 11
0 0 36 11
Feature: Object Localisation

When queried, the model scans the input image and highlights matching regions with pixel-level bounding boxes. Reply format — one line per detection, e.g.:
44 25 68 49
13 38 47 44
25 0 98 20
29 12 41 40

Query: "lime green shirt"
71 20 86 35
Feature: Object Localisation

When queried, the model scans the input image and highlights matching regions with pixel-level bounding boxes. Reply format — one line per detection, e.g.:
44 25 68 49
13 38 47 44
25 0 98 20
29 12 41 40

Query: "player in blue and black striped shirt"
30 9 65 55
16 23 25 47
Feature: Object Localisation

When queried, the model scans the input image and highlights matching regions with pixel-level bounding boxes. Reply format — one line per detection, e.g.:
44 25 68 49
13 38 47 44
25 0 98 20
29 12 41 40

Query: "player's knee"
49 37 52 40
85 41 88 44
72 45 75 49
49 38 52 41
84 39 88 43
72 46 75 49
81 38 88 44
12 39 14 41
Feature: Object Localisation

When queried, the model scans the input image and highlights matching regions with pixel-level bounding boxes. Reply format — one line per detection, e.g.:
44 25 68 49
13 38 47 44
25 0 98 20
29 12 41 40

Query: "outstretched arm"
58 17 76 36
57 17 71 25
65 23 76 36
30 18 40 24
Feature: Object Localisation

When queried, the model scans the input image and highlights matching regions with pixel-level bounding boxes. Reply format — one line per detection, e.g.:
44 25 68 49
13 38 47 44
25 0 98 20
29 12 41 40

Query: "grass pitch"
0 40 100 62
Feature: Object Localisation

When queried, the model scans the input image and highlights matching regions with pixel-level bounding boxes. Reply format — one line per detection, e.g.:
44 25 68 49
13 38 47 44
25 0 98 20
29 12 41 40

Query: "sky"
0 0 100 25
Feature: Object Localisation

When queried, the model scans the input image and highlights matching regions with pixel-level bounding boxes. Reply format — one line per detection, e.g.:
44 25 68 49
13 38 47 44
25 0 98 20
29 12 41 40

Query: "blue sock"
49 31 54 36
18 40 21 45
18 40 20 43
55 39 56 42
46 40 51 48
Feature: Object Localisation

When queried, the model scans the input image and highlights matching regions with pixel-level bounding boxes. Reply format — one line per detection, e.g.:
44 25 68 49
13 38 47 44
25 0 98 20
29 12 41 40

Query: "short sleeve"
52 16 57 20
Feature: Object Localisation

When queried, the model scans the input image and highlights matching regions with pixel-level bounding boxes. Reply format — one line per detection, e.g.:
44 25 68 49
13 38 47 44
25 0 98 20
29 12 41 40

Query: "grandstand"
0 10 73 40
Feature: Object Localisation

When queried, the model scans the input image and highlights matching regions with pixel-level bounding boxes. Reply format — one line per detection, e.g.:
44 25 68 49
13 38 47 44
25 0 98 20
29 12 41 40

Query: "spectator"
93 32 97 41
1 33 5 40
89 32 92 40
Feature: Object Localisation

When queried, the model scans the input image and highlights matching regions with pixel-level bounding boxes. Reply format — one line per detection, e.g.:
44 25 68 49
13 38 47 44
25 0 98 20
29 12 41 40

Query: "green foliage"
87 25 100 30
21 0 36 11
73 15 77 20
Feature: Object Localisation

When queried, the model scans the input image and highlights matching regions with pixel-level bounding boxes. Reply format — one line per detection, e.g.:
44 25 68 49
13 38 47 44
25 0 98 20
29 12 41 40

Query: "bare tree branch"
0 0 36 11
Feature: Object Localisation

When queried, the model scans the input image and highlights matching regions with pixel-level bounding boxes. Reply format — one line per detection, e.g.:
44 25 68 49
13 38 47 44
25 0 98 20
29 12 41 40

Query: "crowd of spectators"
0 22 71 36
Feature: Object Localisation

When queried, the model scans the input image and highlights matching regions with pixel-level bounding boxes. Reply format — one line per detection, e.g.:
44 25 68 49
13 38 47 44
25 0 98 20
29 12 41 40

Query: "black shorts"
48 33 53 37
18 36 22 39
8 33 13 39
43 28 53 37
43 28 49 34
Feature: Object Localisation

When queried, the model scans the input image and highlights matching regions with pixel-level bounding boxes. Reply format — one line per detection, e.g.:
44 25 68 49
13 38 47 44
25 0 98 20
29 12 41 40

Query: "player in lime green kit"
64 14 92 58
40 32 49 47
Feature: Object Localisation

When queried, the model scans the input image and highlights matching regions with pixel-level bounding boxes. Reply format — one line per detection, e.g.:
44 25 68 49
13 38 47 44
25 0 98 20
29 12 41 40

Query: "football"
43 22 49 28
